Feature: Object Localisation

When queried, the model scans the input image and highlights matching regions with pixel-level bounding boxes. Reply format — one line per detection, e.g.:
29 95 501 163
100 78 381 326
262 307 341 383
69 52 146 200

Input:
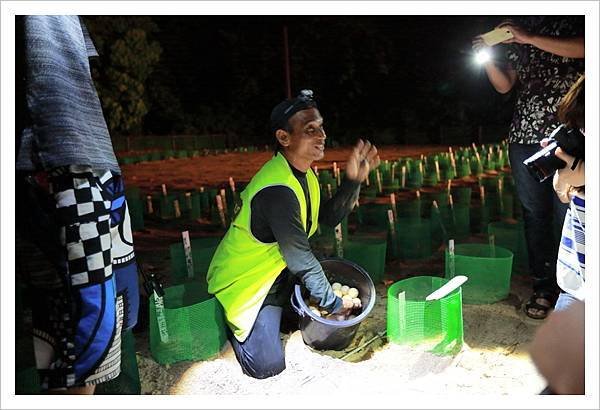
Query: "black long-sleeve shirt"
251 161 360 312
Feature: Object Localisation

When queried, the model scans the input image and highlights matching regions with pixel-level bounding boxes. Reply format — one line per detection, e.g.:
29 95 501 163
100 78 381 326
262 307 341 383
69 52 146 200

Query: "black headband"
270 89 318 134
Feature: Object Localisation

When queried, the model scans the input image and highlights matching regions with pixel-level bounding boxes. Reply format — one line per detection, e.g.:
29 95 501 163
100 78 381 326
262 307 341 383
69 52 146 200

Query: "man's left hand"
345 139 380 183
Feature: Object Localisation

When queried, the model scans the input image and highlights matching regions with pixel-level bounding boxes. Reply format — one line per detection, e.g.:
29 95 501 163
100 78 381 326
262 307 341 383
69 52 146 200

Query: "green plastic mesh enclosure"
95 329 141 394
15 281 41 394
159 194 177 219
126 197 145 231
445 243 513 304
431 204 470 243
396 199 422 219
450 187 472 207
343 237 387 283
488 221 529 273
360 203 392 230
387 276 463 355
149 281 227 365
169 236 222 284
457 158 472 178
395 218 432 260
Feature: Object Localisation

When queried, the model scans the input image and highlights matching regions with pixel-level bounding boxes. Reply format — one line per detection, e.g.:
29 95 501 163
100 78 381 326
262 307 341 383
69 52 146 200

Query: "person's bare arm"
472 36 518 94
499 22 584 59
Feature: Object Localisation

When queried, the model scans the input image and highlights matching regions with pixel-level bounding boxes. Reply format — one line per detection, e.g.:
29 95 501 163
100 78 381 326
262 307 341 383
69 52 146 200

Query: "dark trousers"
509 143 569 294
229 304 287 379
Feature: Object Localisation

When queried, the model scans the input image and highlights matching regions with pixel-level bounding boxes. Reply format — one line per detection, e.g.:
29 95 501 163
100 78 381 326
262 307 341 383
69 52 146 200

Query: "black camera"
523 125 585 183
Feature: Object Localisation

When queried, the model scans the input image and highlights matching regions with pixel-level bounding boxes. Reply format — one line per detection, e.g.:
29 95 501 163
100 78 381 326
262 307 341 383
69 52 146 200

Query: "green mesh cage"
395 217 432 260
343 237 387 283
169 236 222 283
457 159 472 178
126 197 145 231
488 221 529 273
360 203 391 230
422 171 439 187
445 243 513 304
450 187 472 207
360 185 378 198
96 329 141 394
149 282 227 365
15 281 41 394
387 276 463 355
396 199 422 219
159 194 177 219
431 204 470 243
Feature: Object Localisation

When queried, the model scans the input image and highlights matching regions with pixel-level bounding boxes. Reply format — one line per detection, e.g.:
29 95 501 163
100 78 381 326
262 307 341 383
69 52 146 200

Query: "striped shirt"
557 194 585 300
16 16 120 174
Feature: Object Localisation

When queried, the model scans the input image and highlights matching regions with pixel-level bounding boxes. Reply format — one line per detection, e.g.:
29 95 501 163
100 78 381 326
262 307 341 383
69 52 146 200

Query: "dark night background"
84 15 519 149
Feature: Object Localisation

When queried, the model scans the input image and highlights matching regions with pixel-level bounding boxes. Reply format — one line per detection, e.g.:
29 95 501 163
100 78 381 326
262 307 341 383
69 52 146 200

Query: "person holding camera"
549 75 585 312
472 16 584 319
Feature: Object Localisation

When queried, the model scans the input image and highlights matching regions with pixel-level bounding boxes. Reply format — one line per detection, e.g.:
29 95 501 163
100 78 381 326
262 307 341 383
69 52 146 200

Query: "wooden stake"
435 160 441 180
390 193 397 220
229 176 236 193
199 186 205 193
161 183 167 197
182 231 194 279
480 185 486 206
174 199 181 218
448 239 456 278
416 189 421 200
216 195 227 228
185 192 192 210
387 209 395 235
327 183 332 199
220 188 228 215
401 166 406 188
146 195 154 214
376 169 382 193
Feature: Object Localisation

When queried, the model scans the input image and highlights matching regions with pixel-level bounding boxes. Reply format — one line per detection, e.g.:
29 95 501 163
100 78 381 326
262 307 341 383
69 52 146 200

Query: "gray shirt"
16 16 120 174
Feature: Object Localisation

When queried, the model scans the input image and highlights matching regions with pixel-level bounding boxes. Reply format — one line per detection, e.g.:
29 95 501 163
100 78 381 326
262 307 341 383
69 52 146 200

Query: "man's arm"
253 187 347 313
319 177 361 227
472 36 518 94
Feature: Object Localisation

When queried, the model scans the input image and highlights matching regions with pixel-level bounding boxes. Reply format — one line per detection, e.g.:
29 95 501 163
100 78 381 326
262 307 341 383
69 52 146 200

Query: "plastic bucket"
387 276 463 355
343 237 387 283
291 258 376 351
149 281 227 364
445 243 513 304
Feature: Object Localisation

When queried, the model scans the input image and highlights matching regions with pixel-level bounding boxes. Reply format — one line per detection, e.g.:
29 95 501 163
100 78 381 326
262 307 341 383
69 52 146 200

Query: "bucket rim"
292 257 376 328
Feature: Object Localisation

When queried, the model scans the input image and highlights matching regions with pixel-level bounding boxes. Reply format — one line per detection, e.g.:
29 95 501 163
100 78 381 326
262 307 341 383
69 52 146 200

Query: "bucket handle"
290 291 306 317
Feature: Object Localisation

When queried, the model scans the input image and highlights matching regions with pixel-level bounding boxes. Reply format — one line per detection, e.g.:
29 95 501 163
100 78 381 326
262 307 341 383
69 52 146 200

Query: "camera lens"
522 141 567 182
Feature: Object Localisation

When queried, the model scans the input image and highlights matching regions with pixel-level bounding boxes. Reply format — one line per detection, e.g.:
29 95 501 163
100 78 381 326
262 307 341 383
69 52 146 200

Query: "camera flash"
475 49 491 64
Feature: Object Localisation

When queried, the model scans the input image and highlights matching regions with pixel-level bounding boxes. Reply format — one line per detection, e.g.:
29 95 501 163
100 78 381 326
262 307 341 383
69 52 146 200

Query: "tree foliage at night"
86 16 516 146
86 16 162 136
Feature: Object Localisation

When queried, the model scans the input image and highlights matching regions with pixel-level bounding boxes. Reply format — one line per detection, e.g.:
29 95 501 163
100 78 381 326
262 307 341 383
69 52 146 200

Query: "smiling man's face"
283 107 326 167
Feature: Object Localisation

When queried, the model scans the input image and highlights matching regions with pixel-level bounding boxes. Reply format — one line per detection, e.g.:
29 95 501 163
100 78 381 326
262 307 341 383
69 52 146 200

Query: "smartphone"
480 27 514 46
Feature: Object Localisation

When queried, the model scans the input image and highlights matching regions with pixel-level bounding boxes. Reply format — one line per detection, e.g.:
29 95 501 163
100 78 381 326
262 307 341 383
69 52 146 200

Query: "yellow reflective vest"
207 152 320 342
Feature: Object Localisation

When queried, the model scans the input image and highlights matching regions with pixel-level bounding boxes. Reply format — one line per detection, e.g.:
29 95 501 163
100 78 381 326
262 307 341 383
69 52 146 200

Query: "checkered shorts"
16 165 139 390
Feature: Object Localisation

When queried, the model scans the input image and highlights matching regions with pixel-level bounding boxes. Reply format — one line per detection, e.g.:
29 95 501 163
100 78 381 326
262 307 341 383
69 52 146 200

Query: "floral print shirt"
506 16 584 144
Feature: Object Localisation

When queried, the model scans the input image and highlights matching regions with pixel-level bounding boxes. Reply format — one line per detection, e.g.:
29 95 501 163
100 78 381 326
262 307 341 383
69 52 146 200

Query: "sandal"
524 291 557 320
